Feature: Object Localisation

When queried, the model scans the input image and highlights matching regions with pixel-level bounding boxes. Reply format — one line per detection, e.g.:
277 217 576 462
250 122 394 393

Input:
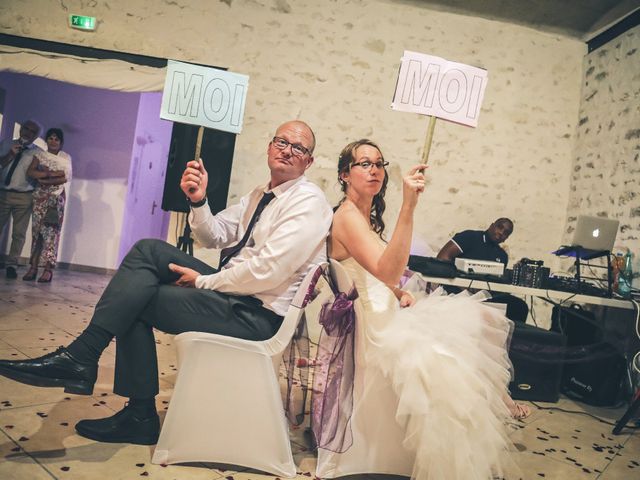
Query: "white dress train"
340 252 517 480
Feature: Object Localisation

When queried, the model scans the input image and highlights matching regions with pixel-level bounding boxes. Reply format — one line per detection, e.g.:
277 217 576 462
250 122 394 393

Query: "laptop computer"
572 215 619 251
554 215 619 259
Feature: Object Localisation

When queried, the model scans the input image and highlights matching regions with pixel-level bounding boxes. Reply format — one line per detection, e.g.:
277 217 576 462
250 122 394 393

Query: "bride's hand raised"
402 164 427 209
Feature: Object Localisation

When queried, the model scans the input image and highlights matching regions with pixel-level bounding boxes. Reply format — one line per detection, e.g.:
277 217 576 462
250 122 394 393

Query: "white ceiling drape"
0 44 166 92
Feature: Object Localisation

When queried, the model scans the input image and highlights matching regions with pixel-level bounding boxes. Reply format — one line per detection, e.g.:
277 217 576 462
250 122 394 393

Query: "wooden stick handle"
421 116 437 165
194 125 204 164
189 126 205 194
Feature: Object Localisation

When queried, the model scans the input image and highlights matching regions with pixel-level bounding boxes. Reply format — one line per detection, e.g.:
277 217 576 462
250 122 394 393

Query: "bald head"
267 120 316 187
275 120 315 154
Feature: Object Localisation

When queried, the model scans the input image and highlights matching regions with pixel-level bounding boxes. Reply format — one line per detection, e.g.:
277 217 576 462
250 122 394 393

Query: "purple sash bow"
311 287 357 452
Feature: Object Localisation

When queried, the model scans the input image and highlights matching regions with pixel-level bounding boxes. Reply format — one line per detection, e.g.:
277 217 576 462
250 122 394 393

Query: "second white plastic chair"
315 259 415 478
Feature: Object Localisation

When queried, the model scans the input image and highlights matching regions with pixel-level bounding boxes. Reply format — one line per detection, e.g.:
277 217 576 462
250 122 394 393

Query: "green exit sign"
69 14 96 31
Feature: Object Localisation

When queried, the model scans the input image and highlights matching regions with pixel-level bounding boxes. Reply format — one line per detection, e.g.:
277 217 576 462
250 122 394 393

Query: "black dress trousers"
90 239 282 398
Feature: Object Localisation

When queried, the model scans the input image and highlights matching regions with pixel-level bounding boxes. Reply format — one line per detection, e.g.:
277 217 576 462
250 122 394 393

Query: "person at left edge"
0 119 43 279
0 120 333 446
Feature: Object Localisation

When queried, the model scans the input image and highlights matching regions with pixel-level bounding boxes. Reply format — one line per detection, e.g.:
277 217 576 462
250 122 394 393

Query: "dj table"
417 274 634 310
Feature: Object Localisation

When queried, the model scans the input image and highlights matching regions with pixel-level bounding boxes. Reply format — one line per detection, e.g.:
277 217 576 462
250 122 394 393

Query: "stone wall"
563 25 640 284
0 0 585 266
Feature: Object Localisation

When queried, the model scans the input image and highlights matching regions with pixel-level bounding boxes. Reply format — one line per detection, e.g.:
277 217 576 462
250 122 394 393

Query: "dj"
437 218 529 324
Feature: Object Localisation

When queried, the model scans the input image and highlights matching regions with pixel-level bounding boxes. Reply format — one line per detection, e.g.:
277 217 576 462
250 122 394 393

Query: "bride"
328 139 528 480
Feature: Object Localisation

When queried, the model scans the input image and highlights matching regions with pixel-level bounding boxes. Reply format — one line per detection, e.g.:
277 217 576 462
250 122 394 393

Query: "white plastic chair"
152 263 327 477
315 259 414 478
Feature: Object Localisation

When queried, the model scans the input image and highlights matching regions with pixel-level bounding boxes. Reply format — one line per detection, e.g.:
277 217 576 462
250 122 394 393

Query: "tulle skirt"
365 288 518 480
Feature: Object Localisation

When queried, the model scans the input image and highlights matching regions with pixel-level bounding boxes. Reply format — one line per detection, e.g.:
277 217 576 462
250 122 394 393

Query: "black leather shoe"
75 404 160 445
6 266 17 279
0 347 97 395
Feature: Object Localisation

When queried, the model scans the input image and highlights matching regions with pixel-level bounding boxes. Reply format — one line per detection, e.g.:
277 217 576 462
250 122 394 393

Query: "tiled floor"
0 269 638 479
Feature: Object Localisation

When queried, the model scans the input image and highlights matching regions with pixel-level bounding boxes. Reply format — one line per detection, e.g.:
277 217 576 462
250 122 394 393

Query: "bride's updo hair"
337 139 388 237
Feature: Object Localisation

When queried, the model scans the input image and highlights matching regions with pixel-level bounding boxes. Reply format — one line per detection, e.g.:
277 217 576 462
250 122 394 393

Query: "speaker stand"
177 222 194 256
613 388 640 434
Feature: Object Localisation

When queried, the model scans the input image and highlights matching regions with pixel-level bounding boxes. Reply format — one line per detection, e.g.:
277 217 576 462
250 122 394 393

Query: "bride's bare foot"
504 394 532 420
511 402 531 420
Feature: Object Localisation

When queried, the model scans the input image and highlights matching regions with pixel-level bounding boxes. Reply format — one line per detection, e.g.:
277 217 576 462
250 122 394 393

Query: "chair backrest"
262 263 328 357
329 259 353 294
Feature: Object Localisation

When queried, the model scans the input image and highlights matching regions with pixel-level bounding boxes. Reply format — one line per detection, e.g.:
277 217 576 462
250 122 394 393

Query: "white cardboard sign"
160 60 249 134
391 51 488 127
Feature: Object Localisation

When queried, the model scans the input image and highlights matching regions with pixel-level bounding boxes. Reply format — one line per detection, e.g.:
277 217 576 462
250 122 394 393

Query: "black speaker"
551 304 602 346
162 123 236 214
508 324 567 402
562 342 627 406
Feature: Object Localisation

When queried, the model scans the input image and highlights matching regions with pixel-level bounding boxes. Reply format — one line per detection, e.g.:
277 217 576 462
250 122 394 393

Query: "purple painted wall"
118 92 172 263
0 72 172 269
0 71 138 179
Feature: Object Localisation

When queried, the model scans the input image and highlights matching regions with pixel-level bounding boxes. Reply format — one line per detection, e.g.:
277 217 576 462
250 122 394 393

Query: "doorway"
0 71 172 269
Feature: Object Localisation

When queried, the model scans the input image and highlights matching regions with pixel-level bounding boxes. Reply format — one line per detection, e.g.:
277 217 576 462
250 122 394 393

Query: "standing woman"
23 128 72 283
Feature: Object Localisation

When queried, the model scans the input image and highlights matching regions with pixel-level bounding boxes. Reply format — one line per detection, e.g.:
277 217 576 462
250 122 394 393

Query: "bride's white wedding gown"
340 251 517 480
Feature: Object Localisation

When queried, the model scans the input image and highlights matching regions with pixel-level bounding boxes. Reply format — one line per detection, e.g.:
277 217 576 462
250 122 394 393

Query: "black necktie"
4 148 24 186
219 191 276 268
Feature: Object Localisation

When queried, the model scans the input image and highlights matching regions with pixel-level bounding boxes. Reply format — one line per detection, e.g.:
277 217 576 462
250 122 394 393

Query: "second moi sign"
392 51 488 128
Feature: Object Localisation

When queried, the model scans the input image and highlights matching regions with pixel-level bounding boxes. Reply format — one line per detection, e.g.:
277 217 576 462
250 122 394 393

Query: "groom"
0 120 332 445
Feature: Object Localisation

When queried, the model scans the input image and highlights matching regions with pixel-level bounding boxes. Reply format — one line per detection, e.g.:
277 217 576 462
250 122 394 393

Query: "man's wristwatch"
188 196 207 208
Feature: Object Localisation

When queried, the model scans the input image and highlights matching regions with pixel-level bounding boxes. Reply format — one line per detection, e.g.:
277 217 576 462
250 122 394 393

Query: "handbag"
43 204 60 225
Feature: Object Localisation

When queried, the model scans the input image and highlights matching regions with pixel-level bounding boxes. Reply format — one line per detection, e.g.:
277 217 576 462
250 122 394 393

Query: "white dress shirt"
0 139 43 192
189 175 332 316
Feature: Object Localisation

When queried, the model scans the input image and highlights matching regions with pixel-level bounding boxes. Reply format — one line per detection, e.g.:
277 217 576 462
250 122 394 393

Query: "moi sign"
392 51 488 127
160 60 249 134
